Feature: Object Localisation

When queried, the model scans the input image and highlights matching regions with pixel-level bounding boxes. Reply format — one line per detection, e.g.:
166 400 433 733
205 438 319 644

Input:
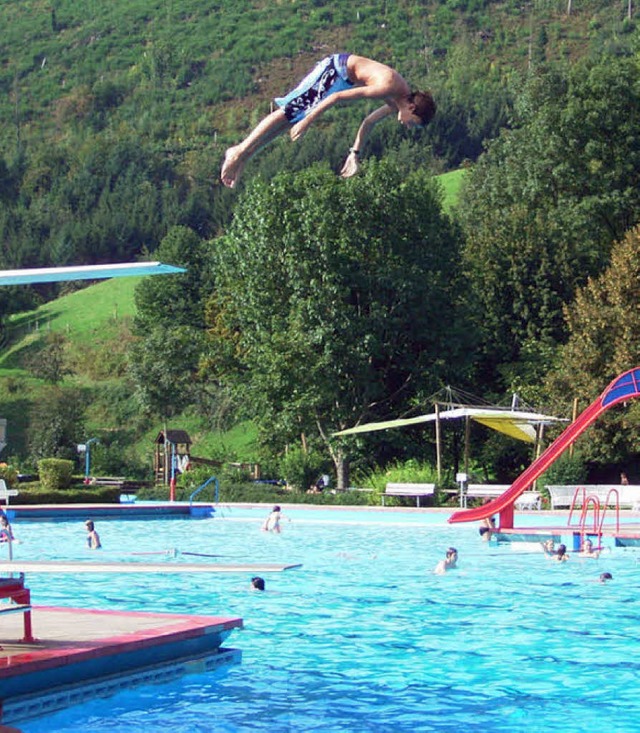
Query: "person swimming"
0 515 14 543
552 543 569 562
85 519 101 549
262 506 282 533
579 538 600 558
434 547 458 575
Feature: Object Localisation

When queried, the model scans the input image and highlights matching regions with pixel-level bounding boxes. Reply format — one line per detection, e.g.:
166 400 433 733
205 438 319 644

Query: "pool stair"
0 606 243 726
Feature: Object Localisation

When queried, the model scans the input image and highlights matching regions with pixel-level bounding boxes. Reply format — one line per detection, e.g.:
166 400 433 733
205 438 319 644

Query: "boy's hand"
340 151 360 178
290 114 316 141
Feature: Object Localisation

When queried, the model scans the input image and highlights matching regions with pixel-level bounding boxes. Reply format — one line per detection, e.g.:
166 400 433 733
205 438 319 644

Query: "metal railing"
189 476 219 506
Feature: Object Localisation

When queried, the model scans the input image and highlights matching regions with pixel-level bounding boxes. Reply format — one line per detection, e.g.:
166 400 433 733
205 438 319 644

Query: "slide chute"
449 368 640 528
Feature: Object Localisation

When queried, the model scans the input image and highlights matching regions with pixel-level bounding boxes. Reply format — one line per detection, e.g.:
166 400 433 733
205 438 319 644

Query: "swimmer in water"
85 519 101 549
579 538 600 558
262 506 282 533
434 547 458 575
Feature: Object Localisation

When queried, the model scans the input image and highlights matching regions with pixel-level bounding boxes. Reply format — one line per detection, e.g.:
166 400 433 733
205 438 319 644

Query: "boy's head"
251 576 265 591
410 90 436 126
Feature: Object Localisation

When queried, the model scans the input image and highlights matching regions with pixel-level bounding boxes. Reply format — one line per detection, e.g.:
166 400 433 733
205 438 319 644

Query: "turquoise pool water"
12 505 640 732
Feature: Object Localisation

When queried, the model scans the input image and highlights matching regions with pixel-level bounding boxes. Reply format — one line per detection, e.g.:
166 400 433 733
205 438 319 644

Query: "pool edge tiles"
0 606 243 725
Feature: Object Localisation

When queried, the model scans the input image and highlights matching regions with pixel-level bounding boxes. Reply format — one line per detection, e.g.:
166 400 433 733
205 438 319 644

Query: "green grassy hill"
1 276 139 364
1 0 634 151
0 274 261 470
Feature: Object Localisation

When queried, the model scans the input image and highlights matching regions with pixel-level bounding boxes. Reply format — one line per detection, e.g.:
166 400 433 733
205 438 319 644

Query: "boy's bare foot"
221 146 245 188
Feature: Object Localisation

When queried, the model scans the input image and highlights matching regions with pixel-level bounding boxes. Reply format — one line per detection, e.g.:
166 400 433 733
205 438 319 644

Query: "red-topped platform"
0 605 242 726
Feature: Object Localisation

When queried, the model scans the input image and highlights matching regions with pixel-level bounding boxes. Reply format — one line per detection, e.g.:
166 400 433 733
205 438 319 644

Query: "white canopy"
0 261 185 285
334 406 567 443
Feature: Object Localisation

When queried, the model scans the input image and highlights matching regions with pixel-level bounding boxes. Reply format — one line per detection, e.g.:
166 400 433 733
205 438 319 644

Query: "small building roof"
155 430 192 446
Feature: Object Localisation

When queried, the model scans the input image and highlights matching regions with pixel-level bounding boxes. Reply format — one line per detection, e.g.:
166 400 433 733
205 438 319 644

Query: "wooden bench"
546 485 640 509
466 484 511 499
0 479 18 506
460 484 509 508
382 483 436 507
460 484 541 510
91 476 125 487
514 491 542 510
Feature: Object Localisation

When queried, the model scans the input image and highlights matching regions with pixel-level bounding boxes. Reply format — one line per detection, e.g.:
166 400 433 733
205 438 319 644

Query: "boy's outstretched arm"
289 85 390 141
340 105 394 178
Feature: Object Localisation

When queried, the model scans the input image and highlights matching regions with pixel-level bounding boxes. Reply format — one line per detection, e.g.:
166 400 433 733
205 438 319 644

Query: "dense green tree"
128 325 206 419
27 387 86 463
205 160 473 488
134 225 213 331
460 56 640 393
128 225 215 419
543 225 640 465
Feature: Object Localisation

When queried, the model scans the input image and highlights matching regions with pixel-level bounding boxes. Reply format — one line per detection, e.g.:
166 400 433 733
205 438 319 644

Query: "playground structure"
154 429 261 500
154 429 194 488
449 367 640 529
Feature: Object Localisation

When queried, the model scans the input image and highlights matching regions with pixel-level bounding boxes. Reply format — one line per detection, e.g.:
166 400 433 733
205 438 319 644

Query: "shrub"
539 453 588 486
16 485 123 504
38 458 75 490
0 464 19 488
355 459 441 492
279 447 325 492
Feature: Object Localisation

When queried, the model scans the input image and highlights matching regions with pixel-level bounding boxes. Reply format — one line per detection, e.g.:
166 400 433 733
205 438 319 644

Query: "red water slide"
448 367 640 529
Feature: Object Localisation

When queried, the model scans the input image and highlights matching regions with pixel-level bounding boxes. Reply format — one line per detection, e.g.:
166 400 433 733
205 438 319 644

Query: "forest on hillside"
1 0 640 486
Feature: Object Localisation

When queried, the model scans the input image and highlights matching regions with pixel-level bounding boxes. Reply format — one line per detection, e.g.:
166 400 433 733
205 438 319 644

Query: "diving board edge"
0 561 302 574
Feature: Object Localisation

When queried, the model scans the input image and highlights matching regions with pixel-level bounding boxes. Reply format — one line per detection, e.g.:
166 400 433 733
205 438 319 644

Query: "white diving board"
0 261 185 286
0 561 302 574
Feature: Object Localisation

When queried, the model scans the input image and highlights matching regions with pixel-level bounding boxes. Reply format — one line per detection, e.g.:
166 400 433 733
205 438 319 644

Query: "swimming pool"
12 505 640 732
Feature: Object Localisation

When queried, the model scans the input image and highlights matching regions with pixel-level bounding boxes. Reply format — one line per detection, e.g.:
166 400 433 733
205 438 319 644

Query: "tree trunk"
316 419 350 490
566 0 572 15
333 451 350 491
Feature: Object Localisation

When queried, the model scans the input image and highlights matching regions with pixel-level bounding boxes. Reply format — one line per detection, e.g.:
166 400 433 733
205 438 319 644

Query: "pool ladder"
1 526 13 561
568 486 620 550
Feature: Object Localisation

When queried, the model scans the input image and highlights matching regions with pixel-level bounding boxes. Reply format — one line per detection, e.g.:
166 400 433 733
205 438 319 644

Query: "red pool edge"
0 606 243 726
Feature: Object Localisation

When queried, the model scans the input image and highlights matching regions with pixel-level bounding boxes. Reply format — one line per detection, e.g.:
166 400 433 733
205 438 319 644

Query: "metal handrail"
599 488 620 535
1 528 13 561
578 495 601 552
189 476 219 506
567 486 587 526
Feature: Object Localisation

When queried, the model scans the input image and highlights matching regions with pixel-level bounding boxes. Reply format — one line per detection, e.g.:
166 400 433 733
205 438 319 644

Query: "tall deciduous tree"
460 56 640 394
205 161 472 488
128 225 213 419
134 225 212 331
28 387 86 462
543 225 640 464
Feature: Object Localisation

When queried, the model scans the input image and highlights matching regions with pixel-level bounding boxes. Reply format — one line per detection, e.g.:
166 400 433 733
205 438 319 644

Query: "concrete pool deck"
0 605 242 726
